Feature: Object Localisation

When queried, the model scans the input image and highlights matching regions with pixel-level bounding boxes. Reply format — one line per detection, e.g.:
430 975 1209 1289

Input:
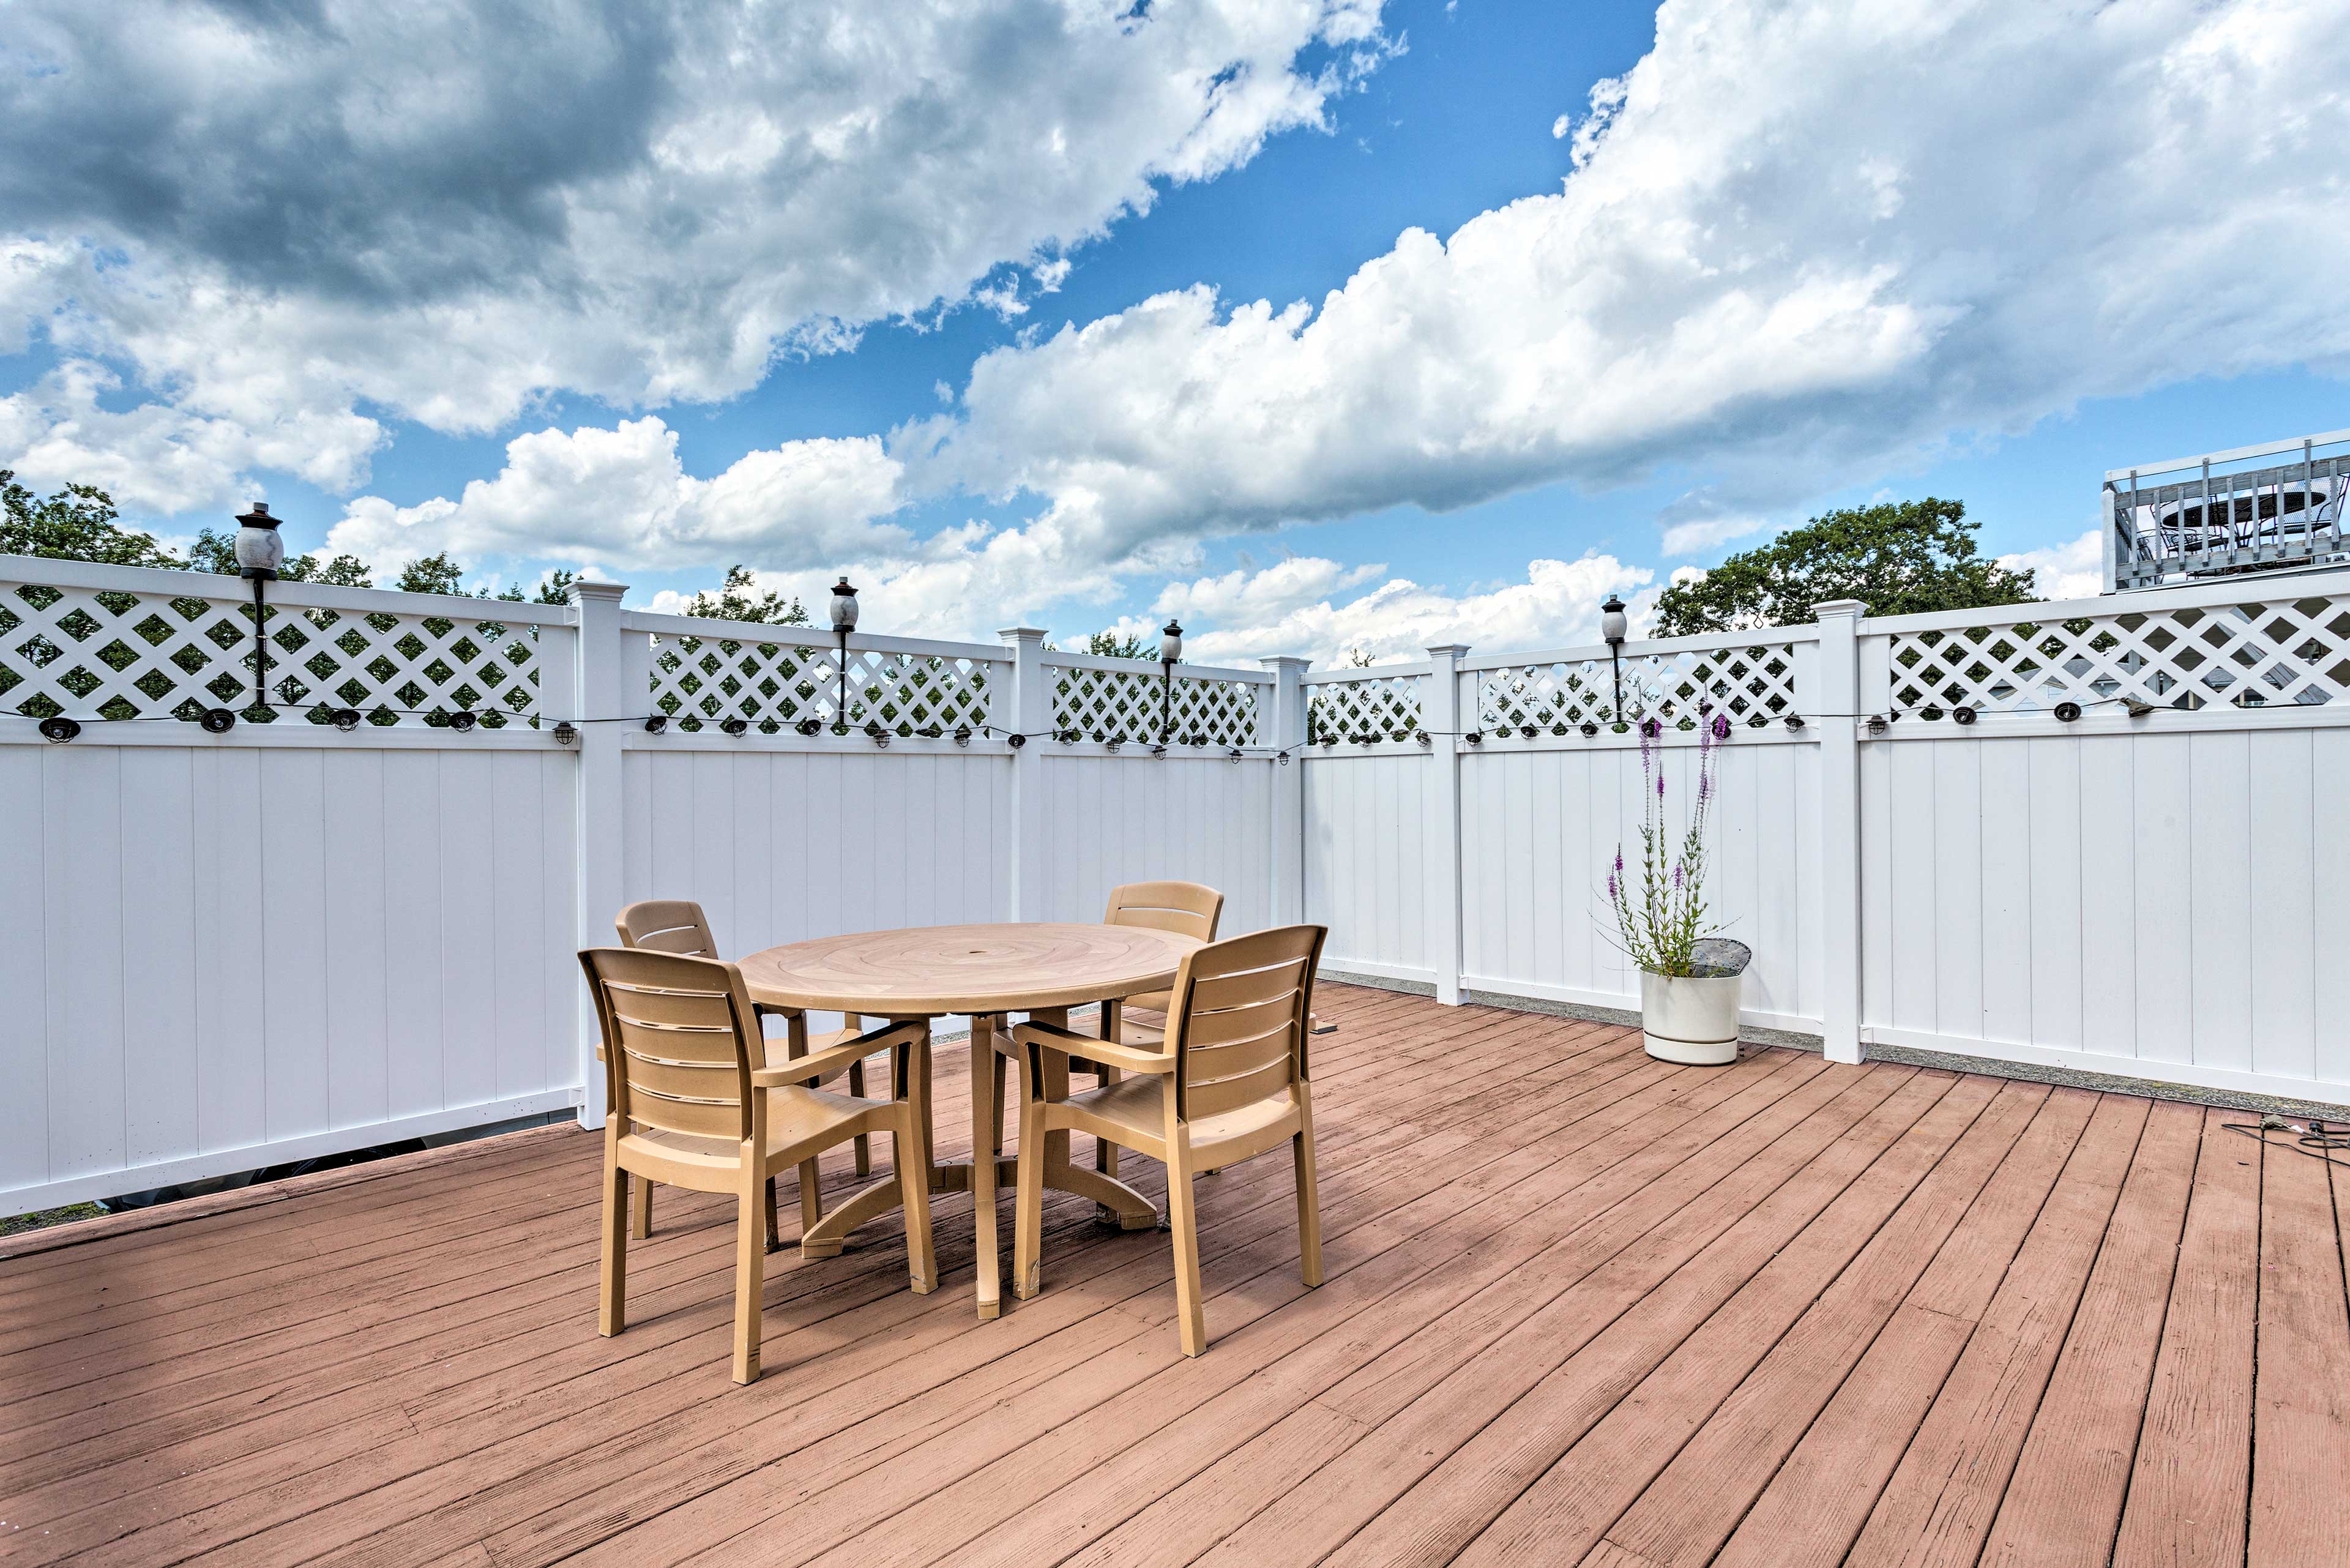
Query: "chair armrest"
1011 1019 1173 1075
751 1020 923 1091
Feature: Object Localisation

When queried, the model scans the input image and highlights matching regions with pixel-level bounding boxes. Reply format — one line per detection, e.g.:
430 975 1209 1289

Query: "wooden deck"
7 984 2348 1567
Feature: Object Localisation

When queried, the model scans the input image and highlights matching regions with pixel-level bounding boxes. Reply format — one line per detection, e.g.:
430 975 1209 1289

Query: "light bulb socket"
953 725 972 747
721 717 749 736
199 707 237 734
2054 700 2083 723
1007 732 1026 749
1783 714 1805 731
39 714 81 743
643 714 668 734
796 717 821 735
552 721 578 747
1581 721 1598 736
331 707 363 731
446 709 479 733
1951 705 1977 726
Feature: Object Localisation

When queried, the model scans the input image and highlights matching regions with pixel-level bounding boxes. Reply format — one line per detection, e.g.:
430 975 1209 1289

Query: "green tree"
0 472 181 567
1651 498 2036 637
393 551 469 596
1086 630 1149 659
682 564 808 624
186 527 373 586
283 552 373 586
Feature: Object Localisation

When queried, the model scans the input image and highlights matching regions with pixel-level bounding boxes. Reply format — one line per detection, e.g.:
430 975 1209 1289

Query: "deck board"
2 985 2341 1568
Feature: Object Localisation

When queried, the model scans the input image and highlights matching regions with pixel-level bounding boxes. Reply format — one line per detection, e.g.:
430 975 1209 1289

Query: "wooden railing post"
1261 656 1310 928
1424 645 1471 1006
1810 600 1866 1064
569 578 630 1127
999 627 1049 922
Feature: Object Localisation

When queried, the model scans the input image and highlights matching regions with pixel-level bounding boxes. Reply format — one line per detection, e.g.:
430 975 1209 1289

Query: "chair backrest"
1164 925 1326 1122
614 899 722 957
580 947 764 1142
1103 881 1225 943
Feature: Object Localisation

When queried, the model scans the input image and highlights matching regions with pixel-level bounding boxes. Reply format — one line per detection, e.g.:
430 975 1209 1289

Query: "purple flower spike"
1712 712 1731 740
1699 771 1712 802
1614 849 1624 873
1673 860 1684 888
1607 873 1618 899
1658 773 1667 797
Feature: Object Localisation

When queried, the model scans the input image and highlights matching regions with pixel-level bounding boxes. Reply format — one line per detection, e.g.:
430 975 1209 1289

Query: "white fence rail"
7 554 2350 1214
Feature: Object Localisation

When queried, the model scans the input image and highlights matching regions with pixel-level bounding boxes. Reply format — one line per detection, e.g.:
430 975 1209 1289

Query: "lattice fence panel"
1888 595 2350 714
0 576 543 726
1479 644 1797 733
1051 662 1260 745
1307 674 1423 742
647 634 996 734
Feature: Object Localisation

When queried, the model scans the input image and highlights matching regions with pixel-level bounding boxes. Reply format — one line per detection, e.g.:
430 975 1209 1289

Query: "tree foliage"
682 565 810 624
0 472 180 567
1651 498 2036 637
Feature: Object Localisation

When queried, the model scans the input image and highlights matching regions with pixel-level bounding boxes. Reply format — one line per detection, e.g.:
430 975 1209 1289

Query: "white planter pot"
1640 969 1742 1065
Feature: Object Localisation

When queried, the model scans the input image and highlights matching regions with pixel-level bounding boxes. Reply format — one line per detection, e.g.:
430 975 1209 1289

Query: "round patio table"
737 921 1200 1320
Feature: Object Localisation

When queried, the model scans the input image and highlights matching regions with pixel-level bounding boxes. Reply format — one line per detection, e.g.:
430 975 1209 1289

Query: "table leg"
1094 1000 1122 1217
972 1013 1002 1321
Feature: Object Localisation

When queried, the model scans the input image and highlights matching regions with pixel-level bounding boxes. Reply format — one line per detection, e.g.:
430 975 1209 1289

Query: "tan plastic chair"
613 900 873 1245
1089 881 1225 1046
1002 924 1328 1356
581 946 934 1384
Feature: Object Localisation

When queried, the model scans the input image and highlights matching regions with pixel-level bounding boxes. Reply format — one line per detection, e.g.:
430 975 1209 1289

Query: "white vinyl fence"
0 560 1286 1212
6 552 2349 1212
1300 574 2350 1108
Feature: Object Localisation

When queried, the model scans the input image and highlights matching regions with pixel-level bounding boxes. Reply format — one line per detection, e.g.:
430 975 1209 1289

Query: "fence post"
999 627 1049 921
570 579 630 1127
1811 600 1866 1065
1424 645 1471 1006
1261 657 1310 928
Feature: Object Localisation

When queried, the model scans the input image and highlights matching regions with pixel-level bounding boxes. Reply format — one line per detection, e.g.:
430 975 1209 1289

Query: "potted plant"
1606 712 1750 1064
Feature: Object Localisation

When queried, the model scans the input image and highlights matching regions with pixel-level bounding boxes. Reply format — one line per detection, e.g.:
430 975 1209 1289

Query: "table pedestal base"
791 1018 1158 1320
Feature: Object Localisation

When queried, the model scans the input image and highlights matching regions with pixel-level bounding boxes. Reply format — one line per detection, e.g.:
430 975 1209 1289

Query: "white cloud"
326 418 906 575
1122 553 1656 666
639 518 1128 642
1 1 1392 510
905 0 2350 561
1999 528 2104 601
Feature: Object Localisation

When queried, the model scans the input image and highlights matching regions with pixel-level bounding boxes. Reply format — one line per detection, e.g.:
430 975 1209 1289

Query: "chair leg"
1293 1087 1324 1289
1012 1058 1048 1301
795 1157 823 1252
849 1057 872 1178
1165 1126 1208 1356
897 1104 936 1294
763 1174 781 1252
732 1169 767 1385
599 1141 629 1337
630 1173 653 1240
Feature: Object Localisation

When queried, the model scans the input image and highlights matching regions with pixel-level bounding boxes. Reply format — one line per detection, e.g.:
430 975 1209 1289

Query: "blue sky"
4 0 2343 660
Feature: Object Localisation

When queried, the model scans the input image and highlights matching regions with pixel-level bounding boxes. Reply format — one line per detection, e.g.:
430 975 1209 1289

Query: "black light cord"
2223 1113 2350 1167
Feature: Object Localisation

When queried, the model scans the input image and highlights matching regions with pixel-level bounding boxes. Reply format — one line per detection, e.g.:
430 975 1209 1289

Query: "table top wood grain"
737 922 1199 1015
